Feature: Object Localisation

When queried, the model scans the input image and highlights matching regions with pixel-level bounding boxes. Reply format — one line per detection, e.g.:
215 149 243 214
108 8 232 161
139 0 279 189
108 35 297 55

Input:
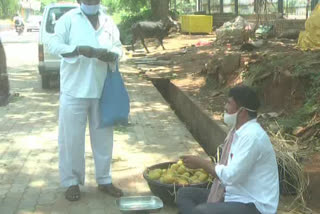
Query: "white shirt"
47 8 122 98
215 119 279 214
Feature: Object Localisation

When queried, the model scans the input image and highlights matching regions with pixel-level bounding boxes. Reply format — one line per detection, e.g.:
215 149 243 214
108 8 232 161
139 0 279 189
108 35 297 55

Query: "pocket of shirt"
98 30 113 49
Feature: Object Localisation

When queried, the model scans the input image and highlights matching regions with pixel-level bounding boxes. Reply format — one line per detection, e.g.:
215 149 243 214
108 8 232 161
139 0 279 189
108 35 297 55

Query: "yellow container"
181 15 213 34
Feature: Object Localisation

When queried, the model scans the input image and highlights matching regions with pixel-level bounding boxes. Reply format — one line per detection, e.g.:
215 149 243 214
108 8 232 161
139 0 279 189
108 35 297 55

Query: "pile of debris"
216 16 254 44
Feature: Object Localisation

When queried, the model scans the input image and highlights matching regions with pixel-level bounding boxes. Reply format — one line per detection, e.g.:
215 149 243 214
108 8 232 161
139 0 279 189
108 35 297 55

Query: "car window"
46 7 76 33
28 16 41 23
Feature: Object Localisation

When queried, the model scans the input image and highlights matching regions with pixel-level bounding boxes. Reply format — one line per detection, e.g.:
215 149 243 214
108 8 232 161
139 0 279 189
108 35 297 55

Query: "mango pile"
147 160 212 186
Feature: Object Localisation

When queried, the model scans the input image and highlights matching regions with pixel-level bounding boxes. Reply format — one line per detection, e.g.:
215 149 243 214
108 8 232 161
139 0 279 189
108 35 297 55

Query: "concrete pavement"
0 42 207 213
0 30 38 44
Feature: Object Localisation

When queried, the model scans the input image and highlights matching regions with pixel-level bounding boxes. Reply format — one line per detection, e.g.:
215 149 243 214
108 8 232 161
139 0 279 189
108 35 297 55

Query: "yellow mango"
194 171 204 177
182 172 191 178
198 173 209 182
177 166 186 174
155 169 162 174
170 163 179 170
161 174 175 184
167 168 176 175
190 177 200 184
148 170 161 180
176 178 189 186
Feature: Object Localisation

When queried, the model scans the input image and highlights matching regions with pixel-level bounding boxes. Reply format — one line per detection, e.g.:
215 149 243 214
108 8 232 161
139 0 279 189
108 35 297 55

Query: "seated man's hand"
180 155 205 169
181 155 216 177
94 48 118 62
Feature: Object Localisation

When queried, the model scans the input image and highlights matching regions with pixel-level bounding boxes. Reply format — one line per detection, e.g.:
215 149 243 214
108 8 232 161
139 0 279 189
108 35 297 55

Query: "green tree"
102 0 171 19
40 0 75 12
101 0 149 14
0 0 19 18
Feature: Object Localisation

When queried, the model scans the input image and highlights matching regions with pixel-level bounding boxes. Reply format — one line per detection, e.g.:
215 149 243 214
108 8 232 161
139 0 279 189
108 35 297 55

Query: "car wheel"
41 74 50 89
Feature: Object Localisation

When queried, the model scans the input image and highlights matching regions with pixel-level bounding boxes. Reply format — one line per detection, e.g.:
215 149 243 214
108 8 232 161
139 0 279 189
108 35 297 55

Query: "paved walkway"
0 52 206 213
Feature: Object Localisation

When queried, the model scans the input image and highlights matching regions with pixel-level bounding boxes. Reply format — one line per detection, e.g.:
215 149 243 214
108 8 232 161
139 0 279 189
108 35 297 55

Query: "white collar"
75 8 110 32
235 119 257 136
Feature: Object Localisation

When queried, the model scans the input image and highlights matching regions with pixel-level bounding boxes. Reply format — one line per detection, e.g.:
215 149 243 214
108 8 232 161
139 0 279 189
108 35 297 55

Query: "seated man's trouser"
177 187 261 214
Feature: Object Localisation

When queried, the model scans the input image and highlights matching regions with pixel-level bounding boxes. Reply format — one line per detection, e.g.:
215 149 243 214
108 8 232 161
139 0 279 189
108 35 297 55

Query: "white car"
38 3 78 89
25 15 42 32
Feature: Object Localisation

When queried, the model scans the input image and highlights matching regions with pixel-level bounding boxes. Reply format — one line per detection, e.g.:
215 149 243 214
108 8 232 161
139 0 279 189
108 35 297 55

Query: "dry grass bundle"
269 129 311 212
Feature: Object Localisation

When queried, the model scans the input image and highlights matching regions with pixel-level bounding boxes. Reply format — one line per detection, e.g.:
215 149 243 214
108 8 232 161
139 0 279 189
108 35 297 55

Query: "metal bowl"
143 162 210 205
116 196 163 213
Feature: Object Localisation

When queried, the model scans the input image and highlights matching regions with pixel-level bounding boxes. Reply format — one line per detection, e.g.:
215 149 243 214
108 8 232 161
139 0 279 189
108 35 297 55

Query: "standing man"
177 85 279 214
47 0 123 201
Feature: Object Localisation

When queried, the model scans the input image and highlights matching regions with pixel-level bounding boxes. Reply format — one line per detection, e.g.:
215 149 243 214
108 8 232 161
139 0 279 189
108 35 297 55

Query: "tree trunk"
151 0 170 20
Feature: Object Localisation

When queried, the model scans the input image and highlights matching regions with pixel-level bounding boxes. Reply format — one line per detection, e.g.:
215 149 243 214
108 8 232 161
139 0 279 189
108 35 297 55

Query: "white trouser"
58 93 113 187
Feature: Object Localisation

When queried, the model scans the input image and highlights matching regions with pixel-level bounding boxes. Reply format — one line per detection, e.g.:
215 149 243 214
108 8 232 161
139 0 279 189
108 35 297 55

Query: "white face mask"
223 111 238 128
80 3 100 15
224 107 257 128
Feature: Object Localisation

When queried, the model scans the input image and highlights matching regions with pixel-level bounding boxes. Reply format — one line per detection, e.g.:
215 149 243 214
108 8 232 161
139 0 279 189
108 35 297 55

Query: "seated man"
177 85 279 214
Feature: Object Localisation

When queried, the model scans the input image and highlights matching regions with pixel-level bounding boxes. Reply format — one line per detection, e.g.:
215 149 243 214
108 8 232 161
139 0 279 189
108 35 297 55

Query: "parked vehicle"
25 15 42 32
38 3 77 89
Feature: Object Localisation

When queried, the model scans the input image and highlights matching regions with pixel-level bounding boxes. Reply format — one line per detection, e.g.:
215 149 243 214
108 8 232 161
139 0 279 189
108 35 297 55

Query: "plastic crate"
181 15 213 34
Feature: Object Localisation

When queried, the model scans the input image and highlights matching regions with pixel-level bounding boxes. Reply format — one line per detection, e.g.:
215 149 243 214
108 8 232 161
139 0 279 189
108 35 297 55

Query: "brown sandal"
98 184 123 197
65 185 80 201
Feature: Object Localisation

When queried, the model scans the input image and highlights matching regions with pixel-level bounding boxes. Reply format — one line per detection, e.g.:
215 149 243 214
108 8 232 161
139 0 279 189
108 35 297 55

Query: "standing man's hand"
77 46 95 58
94 48 118 62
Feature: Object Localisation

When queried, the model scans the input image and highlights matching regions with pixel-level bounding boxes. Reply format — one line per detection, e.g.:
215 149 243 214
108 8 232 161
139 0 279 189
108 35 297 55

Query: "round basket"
143 162 211 205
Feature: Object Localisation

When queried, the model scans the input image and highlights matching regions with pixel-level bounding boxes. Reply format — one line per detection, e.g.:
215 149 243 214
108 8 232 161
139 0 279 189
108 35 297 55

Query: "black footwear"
98 183 123 197
65 185 80 201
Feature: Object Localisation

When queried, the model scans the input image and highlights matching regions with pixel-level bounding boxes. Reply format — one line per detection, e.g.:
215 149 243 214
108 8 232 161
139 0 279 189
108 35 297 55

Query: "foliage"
175 0 197 14
278 101 318 132
101 0 149 14
40 0 76 12
40 0 57 12
244 52 320 132
0 0 19 19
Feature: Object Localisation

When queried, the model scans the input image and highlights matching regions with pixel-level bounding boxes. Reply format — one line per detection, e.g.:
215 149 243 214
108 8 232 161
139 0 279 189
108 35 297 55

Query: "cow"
131 17 178 53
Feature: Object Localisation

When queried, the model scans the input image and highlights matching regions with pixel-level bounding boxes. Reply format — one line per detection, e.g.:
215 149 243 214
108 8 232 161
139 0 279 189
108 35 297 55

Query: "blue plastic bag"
99 63 130 127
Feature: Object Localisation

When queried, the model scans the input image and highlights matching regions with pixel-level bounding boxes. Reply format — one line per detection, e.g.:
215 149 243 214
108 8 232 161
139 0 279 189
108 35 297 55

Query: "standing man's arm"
46 15 76 57
46 15 93 59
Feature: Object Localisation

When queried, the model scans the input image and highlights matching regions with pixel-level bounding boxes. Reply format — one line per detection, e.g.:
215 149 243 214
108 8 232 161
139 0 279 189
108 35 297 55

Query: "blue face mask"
80 3 100 15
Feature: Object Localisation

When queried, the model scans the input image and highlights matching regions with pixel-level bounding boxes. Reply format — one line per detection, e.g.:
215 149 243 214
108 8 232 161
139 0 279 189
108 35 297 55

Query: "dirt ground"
127 34 225 119
126 32 320 213
127 33 316 122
